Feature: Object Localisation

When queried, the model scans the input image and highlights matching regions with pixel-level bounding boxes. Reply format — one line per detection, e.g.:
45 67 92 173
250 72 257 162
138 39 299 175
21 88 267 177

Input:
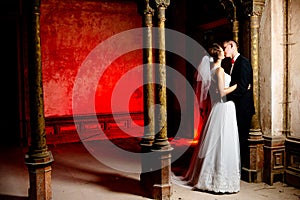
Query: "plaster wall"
260 0 284 136
40 0 142 117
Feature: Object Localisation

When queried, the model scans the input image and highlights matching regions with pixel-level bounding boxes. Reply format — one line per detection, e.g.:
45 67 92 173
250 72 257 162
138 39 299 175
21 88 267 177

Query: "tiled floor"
1 137 300 200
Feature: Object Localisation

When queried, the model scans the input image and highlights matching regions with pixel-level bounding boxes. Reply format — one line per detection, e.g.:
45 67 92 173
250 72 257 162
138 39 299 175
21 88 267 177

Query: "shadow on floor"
50 142 152 199
0 194 28 200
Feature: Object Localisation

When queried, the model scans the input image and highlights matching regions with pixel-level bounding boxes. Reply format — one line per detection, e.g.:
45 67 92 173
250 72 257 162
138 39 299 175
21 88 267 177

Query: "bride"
173 43 240 193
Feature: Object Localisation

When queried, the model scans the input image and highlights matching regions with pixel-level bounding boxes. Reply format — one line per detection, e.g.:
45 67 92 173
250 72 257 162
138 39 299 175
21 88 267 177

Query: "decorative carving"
253 0 266 16
242 0 266 17
155 0 170 8
144 0 154 15
273 151 285 169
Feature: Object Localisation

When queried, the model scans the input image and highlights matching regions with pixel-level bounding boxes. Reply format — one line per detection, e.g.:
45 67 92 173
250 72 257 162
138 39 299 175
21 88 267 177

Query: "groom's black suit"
227 54 255 167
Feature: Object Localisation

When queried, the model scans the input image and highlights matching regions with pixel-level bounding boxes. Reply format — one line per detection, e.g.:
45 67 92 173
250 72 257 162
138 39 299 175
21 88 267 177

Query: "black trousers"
236 111 252 167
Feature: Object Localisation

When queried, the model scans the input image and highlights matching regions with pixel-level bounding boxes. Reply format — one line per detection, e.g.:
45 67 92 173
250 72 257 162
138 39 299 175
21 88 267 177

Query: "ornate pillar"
141 0 155 149
153 0 170 150
25 0 54 199
152 0 173 199
241 0 265 183
140 0 156 194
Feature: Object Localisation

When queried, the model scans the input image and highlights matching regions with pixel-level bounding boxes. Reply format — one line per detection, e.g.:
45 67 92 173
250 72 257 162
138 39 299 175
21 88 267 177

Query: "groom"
223 40 255 167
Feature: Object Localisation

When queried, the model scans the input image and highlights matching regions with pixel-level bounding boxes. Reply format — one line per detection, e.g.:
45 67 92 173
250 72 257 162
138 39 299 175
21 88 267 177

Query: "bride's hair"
208 43 222 63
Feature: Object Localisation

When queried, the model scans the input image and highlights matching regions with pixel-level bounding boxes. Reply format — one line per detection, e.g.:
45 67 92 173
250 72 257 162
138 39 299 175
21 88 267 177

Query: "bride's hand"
233 84 237 90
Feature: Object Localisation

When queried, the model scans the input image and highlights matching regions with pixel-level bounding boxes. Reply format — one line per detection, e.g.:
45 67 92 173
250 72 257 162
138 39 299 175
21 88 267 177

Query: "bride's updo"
208 43 222 63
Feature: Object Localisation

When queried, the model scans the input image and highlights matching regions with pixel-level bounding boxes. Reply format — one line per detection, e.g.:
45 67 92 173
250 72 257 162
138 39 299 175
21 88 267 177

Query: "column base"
25 151 54 200
151 149 173 200
152 183 172 200
140 145 155 198
263 135 285 185
242 167 263 183
242 130 264 183
141 146 173 200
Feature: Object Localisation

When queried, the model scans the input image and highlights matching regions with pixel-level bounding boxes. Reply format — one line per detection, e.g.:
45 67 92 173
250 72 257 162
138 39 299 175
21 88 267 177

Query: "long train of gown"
173 72 240 193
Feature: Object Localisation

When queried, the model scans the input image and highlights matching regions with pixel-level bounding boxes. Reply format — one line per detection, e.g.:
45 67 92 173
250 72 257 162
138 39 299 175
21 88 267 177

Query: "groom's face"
223 42 234 58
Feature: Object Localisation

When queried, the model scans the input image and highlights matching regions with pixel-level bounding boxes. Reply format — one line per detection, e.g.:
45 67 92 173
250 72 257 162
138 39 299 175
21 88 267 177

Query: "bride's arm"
225 84 237 95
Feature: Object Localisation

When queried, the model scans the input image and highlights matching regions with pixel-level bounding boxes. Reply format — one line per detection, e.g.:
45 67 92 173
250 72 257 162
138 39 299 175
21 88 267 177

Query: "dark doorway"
0 1 21 145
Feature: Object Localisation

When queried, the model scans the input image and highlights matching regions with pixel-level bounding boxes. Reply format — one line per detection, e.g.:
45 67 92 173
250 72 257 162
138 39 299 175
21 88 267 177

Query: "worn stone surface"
1 142 300 200
28 165 52 200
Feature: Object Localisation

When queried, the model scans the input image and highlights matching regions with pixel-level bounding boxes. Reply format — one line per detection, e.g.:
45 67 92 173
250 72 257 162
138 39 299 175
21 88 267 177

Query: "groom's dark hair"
224 39 239 50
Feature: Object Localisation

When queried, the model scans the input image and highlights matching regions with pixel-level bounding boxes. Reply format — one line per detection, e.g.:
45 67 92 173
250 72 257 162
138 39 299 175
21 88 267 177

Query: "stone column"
25 0 54 199
153 1 169 150
152 1 173 199
232 5 239 44
141 0 155 149
140 0 156 193
241 0 265 183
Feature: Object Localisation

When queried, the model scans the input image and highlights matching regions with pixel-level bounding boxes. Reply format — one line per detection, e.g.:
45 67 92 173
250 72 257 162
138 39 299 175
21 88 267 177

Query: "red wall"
40 0 142 117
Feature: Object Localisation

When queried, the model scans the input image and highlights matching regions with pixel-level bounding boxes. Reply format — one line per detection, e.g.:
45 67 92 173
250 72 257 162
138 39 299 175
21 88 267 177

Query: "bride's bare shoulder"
215 67 224 74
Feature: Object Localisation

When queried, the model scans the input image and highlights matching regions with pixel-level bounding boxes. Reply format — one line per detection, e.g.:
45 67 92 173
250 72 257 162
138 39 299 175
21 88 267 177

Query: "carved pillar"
152 0 173 199
25 0 54 199
153 1 170 150
241 0 265 183
140 0 155 194
141 1 155 148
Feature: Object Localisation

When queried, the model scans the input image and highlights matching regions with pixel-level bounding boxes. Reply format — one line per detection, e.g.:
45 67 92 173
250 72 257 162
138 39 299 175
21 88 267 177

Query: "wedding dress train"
173 67 240 193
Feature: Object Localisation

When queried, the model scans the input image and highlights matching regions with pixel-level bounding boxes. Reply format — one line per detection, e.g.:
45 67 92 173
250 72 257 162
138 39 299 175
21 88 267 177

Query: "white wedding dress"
173 66 240 193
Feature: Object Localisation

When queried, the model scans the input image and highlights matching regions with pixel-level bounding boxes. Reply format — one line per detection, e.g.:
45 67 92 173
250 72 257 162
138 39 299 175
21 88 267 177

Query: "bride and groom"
173 41 255 193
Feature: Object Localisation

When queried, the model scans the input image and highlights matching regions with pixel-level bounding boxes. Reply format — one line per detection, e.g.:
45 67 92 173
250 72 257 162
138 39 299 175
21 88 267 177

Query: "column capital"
242 0 266 17
144 0 155 15
154 0 170 8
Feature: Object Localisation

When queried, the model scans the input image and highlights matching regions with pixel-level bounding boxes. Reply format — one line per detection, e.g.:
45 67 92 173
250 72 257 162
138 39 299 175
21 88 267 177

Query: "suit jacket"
227 55 255 117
